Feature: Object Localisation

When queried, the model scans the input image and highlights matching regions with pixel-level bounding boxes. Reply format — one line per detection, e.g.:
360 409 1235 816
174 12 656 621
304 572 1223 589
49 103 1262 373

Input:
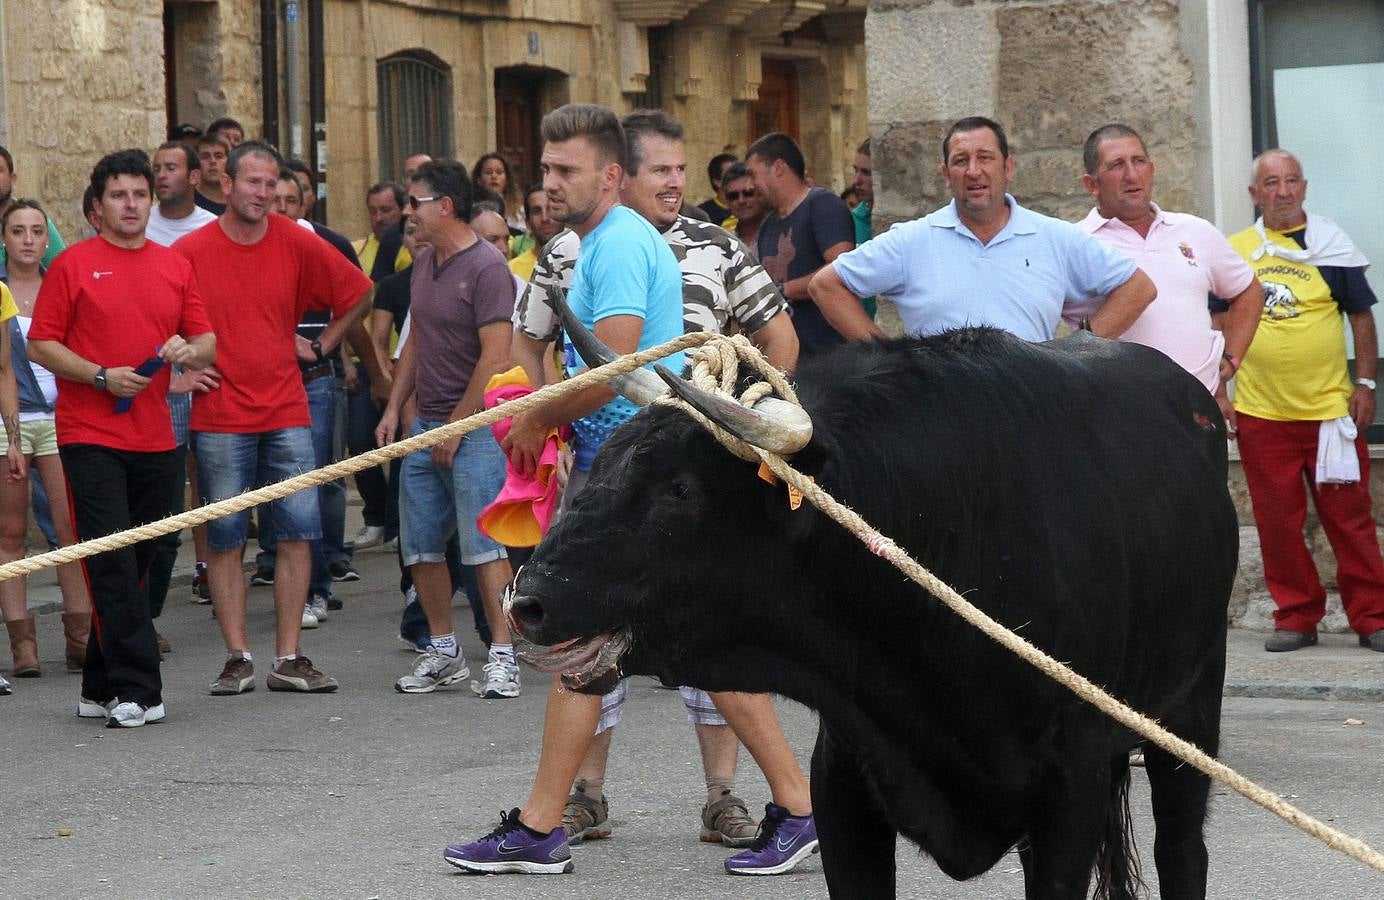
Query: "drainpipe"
259 0 279 148
308 0 327 223
285 1 303 164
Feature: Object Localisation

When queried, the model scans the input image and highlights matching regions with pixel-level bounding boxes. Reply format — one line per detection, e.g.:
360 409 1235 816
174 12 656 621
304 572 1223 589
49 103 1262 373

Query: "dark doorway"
748 59 800 141
495 68 545 189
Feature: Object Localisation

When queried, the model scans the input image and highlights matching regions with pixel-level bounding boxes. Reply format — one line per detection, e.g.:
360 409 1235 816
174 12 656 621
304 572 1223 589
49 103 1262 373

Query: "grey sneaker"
106 701 166 728
700 791 759 847
309 593 330 623
266 655 338 692
395 647 468 694
470 658 521 698
562 782 612 844
209 654 255 696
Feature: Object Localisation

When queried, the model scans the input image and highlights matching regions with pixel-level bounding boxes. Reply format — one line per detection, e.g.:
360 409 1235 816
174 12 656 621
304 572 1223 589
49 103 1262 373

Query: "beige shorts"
3 418 59 458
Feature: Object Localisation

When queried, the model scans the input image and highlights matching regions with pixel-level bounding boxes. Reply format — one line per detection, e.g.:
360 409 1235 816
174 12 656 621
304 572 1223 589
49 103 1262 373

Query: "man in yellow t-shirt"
1227 149 1384 654
508 184 560 283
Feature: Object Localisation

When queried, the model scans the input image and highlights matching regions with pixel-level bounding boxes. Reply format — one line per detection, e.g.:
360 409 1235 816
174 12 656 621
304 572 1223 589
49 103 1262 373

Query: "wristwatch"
1356 377 1377 391
311 339 326 362
93 367 108 391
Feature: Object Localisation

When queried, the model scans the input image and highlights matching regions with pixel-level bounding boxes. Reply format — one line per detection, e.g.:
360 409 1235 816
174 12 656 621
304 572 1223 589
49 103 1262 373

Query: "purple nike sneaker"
444 808 574 875
724 802 820 875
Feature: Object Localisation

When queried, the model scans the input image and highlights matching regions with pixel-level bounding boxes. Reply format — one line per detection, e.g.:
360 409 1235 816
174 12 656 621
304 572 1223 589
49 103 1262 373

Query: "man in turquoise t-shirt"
0 145 65 273
445 105 683 876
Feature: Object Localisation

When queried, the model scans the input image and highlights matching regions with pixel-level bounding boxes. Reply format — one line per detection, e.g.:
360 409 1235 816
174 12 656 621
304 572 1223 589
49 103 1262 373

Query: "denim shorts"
192 427 322 551
398 418 508 567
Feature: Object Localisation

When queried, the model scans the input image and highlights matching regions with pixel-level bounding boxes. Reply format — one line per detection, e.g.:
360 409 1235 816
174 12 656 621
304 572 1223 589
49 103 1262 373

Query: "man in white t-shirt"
146 142 218 246
143 140 220 645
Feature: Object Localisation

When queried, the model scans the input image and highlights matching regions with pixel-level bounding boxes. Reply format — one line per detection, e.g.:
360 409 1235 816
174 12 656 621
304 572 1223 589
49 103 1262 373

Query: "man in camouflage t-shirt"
508 110 813 875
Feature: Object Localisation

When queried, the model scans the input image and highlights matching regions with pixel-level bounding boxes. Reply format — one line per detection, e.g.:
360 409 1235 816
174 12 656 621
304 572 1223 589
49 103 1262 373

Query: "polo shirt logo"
1179 242 1197 265
92 270 113 280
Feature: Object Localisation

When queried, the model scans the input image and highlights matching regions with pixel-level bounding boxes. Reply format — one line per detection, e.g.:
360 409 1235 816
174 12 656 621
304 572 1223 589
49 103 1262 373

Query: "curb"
1224 681 1384 702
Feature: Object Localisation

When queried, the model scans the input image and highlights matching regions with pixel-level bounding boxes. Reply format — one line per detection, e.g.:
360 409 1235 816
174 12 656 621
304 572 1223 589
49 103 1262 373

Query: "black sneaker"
250 566 275 586
328 560 360 582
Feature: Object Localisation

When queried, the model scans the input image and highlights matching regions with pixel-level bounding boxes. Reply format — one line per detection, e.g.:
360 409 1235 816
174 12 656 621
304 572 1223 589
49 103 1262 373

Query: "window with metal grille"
377 52 453 181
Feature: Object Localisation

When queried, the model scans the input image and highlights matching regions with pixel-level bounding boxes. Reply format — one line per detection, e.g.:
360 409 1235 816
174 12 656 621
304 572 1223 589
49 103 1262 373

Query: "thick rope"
660 335 1384 876
0 332 713 584
5 329 1382 874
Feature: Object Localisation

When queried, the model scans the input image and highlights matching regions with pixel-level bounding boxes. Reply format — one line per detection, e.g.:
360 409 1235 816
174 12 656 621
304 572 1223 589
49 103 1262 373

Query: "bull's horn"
654 365 813 454
556 289 668 406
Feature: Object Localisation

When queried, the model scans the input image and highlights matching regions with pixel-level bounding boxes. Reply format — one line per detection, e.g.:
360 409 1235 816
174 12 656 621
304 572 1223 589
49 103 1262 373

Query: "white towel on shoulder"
1251 214 1369 269
1316 416 1360 485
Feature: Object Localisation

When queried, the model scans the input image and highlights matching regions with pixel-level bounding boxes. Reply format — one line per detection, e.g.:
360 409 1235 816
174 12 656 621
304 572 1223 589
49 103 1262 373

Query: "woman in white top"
0 199 92 679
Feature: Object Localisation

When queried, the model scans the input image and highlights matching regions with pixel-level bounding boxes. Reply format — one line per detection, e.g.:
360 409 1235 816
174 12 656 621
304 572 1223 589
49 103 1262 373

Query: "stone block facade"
0 0 169 240
867 0 1196 231
2 1 867 242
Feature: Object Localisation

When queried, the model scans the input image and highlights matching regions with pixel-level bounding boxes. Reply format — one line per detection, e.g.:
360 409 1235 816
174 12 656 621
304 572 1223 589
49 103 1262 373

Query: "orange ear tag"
756 461 811 510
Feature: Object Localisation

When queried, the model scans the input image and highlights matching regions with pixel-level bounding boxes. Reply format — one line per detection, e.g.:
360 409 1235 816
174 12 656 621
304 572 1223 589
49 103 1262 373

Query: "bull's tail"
1093 753 1145 900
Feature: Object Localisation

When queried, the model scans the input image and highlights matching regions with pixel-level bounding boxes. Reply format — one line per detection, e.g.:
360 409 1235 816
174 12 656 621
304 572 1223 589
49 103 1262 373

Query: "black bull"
508 327 1237 899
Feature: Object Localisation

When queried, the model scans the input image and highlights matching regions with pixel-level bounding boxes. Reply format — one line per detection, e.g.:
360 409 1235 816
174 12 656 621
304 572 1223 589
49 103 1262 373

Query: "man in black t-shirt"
746 133 855 356
696 152 737 224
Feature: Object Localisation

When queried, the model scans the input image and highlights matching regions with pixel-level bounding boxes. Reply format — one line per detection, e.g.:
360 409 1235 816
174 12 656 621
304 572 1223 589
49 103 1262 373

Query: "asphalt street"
3 534 1384 898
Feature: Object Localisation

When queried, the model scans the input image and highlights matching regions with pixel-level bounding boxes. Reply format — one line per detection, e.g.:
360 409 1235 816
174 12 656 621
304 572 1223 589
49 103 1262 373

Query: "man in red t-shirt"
29 148 216 728
174 141 373 696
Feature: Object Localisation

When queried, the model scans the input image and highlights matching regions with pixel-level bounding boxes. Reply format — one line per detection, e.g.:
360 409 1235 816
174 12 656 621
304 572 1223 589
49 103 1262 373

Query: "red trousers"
1238 413 1384 636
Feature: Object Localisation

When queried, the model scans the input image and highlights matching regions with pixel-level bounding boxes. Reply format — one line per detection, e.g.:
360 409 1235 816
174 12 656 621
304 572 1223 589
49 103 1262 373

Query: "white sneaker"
395 647 468 694
309 594 329 623
1 673 11 695
77 696 113 718
106 701 166 728
471 658 522 698
301 605 319 629
353 524 386 550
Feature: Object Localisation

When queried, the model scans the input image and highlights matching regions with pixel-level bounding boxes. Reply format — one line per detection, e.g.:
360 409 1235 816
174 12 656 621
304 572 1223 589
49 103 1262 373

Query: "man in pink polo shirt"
1076 124 1262 422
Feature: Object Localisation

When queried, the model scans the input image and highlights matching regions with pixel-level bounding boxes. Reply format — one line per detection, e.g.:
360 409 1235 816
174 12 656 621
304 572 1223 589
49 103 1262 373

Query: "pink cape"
476 369 570 547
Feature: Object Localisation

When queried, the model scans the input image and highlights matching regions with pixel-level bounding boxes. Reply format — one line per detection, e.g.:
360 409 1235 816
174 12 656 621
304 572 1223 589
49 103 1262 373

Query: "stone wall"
1 0 169 240
866 0 1198 232
318 0 868 237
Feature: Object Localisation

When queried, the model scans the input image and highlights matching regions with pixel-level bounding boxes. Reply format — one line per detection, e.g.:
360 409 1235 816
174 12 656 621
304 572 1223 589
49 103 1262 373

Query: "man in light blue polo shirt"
809 116 1155 342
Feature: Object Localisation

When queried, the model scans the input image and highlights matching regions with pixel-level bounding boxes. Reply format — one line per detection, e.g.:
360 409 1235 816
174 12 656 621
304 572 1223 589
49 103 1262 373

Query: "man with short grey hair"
1228 148 1384 654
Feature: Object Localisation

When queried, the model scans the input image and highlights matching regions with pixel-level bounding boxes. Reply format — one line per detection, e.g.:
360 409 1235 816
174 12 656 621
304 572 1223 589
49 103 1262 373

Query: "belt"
302 363 334 383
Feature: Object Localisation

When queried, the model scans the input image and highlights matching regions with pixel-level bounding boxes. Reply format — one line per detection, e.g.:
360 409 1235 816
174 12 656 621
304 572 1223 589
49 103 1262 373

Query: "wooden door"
495 69 542 188
748 59 800 141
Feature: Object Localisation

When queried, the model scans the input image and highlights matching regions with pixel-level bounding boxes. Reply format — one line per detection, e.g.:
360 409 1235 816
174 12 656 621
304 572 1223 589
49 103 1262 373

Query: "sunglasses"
407 195 442 209
726 189 756 201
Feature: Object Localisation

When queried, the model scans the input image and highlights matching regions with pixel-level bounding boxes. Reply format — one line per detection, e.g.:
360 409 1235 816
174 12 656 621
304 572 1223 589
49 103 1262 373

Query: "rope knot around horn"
654 333 811 461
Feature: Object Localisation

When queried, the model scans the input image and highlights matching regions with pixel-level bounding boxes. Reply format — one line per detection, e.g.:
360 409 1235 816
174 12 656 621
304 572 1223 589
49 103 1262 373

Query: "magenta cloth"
476 381 570 547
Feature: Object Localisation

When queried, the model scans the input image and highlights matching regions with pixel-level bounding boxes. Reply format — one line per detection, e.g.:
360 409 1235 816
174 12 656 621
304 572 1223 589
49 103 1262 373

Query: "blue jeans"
256 376 347 592
398 419 508 567
192 426 321 547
